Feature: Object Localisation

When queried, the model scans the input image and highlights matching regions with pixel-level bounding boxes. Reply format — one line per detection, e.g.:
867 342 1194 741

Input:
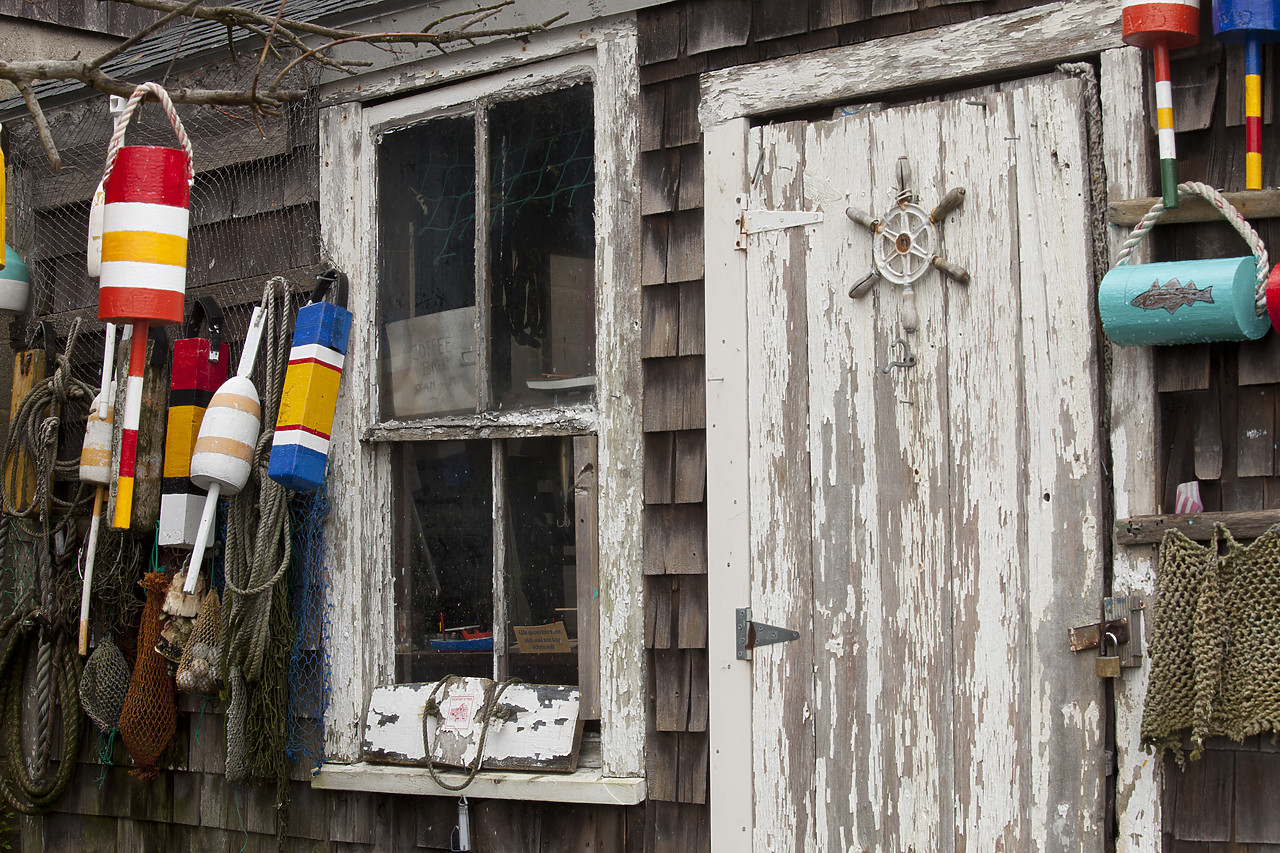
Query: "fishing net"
79 633 130 733
117 568 176 779
286 484 331 773
175 589 221 696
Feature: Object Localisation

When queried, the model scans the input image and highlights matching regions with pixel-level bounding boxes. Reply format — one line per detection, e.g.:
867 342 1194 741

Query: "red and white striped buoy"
183 307 267 593
97 82 194 530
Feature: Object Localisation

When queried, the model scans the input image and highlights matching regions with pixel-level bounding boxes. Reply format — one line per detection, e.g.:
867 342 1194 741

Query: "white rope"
1113 181 1271 316
101 82 195 186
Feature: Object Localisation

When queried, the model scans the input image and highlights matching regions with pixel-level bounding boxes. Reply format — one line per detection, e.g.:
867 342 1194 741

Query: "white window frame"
315 20 645 798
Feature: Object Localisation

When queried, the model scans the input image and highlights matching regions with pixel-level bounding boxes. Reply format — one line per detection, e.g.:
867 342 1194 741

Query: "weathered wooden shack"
3 0 1280 849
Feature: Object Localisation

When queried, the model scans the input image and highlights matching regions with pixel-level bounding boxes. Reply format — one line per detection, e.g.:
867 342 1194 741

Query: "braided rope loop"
101 82 195 186
1113 181 1271 317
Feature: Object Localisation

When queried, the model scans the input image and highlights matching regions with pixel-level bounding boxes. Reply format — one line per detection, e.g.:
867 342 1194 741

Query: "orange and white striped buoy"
183 306 267 593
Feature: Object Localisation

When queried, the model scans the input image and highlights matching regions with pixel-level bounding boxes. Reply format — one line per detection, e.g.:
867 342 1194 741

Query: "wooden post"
108 326 170 532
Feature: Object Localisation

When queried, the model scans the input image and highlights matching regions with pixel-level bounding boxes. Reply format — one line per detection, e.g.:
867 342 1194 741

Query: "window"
319 37 643 781
378 80 599 690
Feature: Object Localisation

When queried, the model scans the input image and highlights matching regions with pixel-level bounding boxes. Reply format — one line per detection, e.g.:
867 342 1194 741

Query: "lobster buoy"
0 245 30 313
1122 0 1200 209
1213 0 1280 190
269 270 351 492
97 82 194 529
184 306 267 593
87 179 106 278
1101 182 1271 346
160 298 228 548
78 386 115 655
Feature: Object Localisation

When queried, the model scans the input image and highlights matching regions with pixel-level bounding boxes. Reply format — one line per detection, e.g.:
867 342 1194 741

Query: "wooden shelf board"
1107 189 1280 227
1114 509 1280 545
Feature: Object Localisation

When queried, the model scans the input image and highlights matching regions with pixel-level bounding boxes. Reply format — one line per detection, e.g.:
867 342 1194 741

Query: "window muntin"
378 82 596 691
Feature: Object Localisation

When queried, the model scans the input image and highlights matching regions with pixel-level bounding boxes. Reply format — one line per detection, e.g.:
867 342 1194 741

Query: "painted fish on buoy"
268 270 351 492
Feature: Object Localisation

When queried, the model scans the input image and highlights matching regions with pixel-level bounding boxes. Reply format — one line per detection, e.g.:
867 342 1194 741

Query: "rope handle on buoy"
101 82 195 186
1113 181 1271 317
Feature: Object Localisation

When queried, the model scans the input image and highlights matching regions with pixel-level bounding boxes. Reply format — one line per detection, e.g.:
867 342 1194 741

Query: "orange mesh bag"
118 570 177 779
175 590 222 695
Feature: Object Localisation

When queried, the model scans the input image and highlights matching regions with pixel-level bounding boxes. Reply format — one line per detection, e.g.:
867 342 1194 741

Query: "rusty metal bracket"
736 607 800 660
1067 591 1146 668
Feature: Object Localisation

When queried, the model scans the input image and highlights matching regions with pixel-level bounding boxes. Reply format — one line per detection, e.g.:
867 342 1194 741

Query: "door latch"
736 607 800 660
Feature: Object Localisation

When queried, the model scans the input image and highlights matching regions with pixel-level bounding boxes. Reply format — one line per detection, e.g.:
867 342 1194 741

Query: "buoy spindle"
78 385 115 655
112 323 148 529
1153 40 1181 208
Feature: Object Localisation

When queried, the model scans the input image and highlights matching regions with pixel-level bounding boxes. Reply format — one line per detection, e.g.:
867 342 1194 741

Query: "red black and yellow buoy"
160 298 228 548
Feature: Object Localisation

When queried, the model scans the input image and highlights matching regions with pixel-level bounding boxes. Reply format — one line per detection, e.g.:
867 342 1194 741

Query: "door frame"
701 4 1160 851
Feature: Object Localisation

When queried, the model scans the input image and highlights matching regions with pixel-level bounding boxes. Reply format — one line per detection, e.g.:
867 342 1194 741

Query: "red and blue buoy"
1214 0 1280 189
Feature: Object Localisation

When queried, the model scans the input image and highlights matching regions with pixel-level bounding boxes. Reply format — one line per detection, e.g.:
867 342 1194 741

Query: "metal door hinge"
735 194 823 249
736 607 800 659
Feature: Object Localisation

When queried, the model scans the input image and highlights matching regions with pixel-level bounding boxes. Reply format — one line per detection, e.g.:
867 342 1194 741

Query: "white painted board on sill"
362 677 584 773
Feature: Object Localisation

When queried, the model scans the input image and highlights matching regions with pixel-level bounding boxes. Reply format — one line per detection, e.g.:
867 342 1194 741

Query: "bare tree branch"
0 0 565 169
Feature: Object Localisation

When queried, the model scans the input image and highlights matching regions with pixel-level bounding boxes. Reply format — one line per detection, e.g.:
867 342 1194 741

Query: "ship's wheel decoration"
845 156 970 339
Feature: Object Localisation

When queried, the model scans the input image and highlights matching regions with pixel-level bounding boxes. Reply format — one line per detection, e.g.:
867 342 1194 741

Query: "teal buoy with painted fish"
1101 181 1272 347
1100 256 1269 346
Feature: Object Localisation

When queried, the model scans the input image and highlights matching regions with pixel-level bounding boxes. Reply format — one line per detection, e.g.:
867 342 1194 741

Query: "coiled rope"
421 677 522 792
0 321 91 814
1114 181 1271 317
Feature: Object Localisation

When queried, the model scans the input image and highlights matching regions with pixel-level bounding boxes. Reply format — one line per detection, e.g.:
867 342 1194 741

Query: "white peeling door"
706 73 1108 853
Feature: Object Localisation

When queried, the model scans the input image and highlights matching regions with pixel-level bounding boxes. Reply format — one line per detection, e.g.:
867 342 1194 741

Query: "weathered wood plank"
700 0 1124 127
1235 750 1280 843
676 574 708 648
1115 509 1280 544
107 327 170 533
642 149 682 216
642 215 670 285
677 730 710 805
653 648 691 732
745 118 817 853
678 280 706 357
643 356 706 432
666 209 705 284
321 100 396 762
1109 188 1280 226
702 116 753 852
1156 346 1212 393
1239 334 1280 386
643 505 707 575
646 575 675 649
755 0 809 39
645 431 676 504
1194 389 1224 481
1104 45 1167 853
686 0 752 55
574 435 601 721
642 284 681 359
1238 386 1276 478
672 430 706 504
1012 75 1108 852
638 4 683 64
595 30 648 777
686 648 709 732
1166 751 1234 842
646 730 680 802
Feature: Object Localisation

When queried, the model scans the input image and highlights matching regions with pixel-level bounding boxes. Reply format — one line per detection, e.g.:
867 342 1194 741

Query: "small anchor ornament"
845 156 970 340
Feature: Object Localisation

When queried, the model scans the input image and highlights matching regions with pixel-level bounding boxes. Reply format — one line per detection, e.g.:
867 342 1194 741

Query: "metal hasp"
735 194 823 250
846 156 969 339
736 607 800 660
1066 591 1146 677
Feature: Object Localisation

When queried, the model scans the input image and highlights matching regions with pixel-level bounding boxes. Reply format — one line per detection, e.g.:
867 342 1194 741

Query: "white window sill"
311 762 646 805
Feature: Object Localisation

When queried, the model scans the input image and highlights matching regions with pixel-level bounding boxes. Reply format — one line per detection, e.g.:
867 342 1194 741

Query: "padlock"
1096 632 1122 679
1101 182 1271 346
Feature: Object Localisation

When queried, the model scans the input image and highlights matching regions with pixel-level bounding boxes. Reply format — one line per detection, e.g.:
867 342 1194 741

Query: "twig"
90 0 205 69
15 82 60 170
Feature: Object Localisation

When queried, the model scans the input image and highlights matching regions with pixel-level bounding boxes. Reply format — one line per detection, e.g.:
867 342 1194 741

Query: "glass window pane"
503 436 579 685
377 114 478 420
393 440 493 683
488 85 596 410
